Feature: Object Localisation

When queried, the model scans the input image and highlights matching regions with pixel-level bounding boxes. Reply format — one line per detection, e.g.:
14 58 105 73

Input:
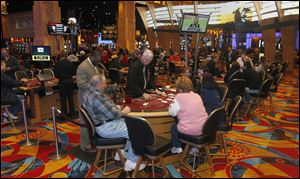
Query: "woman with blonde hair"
169 76 208 153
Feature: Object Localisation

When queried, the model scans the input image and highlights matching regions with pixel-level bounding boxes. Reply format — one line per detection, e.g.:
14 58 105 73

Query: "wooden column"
33 1 64 55
150 26 180 56
281 25 296 71
261 19 276 63
262 28 276 62
117 1 136 51
147 27 156 49
1 15 8 39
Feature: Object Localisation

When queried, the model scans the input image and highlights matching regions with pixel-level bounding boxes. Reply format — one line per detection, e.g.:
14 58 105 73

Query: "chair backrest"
259 78 273 98
14 71 28 81
39 68 55 78
79 105 96 140
227 79 246 99
258 70 266 82
217 84 228 104
108 68 122 84
227 96 242 130
124 115 156 148
203 106 226 144
280 62 288 73
168 62 176 73
272 73 283 91
267 64 275 74
227 70 240 83
271 65 282 77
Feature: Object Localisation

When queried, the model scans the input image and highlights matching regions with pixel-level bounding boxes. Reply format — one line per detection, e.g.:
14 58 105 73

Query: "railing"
47 107 68 160
19 99 39 147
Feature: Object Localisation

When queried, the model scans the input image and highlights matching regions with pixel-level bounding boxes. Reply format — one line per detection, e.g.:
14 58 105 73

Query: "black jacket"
126 60 156 98
226 50 238 64
5 55 21 80
1 72 22 105
207 60 222 77
244 69 261 90
54 59 75 80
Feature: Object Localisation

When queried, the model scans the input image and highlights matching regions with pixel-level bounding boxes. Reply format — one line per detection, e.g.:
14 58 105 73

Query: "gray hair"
142 49 153 58
89 74 106 88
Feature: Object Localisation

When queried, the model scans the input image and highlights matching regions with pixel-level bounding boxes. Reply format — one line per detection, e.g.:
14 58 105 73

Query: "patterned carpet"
1 73 299 178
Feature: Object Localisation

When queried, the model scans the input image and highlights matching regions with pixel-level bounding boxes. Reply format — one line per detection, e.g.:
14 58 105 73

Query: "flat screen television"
47 22 69 35
180 13 210 33
31 46 51 61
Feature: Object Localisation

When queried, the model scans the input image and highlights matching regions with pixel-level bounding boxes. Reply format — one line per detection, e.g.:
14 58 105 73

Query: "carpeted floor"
1 72 299 178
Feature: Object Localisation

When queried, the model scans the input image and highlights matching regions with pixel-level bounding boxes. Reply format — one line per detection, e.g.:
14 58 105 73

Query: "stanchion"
48 107 67 160
19 99 38 147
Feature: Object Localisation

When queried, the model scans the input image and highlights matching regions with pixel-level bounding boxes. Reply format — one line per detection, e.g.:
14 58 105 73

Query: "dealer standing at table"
126 49 161 99
76 50 100 153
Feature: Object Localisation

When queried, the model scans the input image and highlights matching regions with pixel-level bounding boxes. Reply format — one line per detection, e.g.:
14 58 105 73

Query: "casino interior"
1 1 299 178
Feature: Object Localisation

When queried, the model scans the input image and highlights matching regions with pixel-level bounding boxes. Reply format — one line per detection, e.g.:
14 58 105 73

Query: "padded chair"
39 68 55 78
227 79 246 99
280 62 289 74
258 70 266 82
266 64 275 74
269 73 283 104
108 68 123 84
1 105 16 129
211 96 242 163
226 71 240 84
15 70 28 81
217 84 228 104
244 78 273 117
79 105 127 176
124 115 172 178
178 106 226 174
271 65 282 78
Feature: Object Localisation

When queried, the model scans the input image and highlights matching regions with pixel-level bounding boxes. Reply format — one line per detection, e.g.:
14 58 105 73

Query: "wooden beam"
166 1 174 27
253 1 262 23
136 7 148 29
275 1 284 20
147 2 157 29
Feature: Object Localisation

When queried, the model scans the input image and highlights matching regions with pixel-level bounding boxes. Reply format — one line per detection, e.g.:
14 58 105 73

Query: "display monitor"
31 46 51 61
47 22 69 35
180 13 210 33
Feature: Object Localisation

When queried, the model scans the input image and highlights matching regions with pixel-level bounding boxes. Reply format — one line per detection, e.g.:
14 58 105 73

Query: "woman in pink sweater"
169 76 208 154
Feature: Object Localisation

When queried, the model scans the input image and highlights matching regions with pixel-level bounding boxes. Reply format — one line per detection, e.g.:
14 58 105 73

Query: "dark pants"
171 123 182 148
58 79 75 115
8 95 24 116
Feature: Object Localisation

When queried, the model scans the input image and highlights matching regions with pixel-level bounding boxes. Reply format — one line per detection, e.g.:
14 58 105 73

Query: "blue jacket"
199 87 226 124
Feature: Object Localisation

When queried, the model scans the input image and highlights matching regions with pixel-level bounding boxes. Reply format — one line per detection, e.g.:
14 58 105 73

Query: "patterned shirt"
83 86 122 126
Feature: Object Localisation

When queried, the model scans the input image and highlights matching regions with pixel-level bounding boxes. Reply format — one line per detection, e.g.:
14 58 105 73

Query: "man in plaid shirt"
83 74 146 172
